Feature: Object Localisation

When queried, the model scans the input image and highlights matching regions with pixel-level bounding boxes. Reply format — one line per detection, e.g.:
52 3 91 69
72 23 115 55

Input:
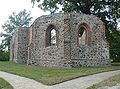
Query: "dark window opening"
78 27 86 45
46 25 57 47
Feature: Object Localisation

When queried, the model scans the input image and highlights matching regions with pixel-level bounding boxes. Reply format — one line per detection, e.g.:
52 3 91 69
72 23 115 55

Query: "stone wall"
27 13 66 67
10 30 18 62
69 13 110 67
10 28 29 64
10 12 110 67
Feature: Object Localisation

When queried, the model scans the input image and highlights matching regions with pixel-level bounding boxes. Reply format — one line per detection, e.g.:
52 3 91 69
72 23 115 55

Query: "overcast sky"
0 0 49 32
0 0 50 42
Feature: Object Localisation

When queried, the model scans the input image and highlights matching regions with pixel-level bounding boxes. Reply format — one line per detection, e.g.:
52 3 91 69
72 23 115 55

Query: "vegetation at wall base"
0 51 9 61
0 61 120 85
111 62 120 66
110 49 120 62
0 78 13 89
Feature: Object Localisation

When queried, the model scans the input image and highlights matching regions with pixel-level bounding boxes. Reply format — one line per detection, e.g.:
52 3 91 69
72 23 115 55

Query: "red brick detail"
104 40 109 48
29 26 33 46
98 20 105 33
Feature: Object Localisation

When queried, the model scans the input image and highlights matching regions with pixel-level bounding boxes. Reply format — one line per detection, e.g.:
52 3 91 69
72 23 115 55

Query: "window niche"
78 26 86 45
46 25 57 47
77 23 91 46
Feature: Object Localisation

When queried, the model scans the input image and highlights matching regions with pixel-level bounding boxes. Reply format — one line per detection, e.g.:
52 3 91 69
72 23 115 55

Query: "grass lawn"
0 61 120 85
87 74 120 89
111 62 120 66
87 63 120 89
0 78 13 89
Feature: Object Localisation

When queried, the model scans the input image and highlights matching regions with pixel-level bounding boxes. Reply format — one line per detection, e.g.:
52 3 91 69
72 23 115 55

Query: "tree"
0 9 33 50
31 0 120 36
109 30 120 62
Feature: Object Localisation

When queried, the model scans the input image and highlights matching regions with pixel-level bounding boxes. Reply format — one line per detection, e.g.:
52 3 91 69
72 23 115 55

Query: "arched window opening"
46 25 57 47
78 27 86 45
50 29 57 46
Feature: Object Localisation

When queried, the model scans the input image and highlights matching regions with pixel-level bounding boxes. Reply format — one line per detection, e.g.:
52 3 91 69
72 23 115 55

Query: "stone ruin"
10 12 110 67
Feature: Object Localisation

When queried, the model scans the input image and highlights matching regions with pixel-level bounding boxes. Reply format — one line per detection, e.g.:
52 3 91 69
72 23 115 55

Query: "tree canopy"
31 0 120 31
0 9 33 50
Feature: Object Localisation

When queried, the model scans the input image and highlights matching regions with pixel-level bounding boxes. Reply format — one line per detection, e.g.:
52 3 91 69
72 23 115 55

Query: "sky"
0 0 49 42
0 0 49 31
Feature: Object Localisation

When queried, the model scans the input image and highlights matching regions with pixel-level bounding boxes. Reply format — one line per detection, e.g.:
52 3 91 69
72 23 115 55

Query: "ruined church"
10 12 110 67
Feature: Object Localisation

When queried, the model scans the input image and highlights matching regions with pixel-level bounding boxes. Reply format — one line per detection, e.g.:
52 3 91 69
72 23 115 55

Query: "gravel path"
0 70 120 89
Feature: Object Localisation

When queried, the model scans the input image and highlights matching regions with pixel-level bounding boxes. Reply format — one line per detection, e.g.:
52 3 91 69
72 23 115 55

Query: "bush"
0 51 9 61
109 30 120 62
110 49 120 62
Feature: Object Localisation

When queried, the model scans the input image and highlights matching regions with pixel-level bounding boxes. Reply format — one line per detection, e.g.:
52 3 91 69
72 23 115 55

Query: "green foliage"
0 33 12 50
31 0 120 30
110 49 120 62
109 30 120 62
0 51 9 61
0 9 33 50
0 78 13 89
111 62 120 66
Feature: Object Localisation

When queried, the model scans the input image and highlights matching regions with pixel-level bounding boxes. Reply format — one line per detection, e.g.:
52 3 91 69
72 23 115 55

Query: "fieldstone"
10 12 111 67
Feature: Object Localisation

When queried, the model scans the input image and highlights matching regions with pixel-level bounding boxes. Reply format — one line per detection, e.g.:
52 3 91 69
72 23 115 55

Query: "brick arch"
45 24 58 47
76 22 92 46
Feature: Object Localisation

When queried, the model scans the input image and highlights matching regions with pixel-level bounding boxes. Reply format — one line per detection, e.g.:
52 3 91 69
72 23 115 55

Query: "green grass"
0 78 13 89
0 61 120 85
87 74 120 89
111 62 120 66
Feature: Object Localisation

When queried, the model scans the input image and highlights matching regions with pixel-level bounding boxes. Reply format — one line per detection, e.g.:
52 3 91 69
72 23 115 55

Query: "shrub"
0 51 9 61
110 49 120 62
